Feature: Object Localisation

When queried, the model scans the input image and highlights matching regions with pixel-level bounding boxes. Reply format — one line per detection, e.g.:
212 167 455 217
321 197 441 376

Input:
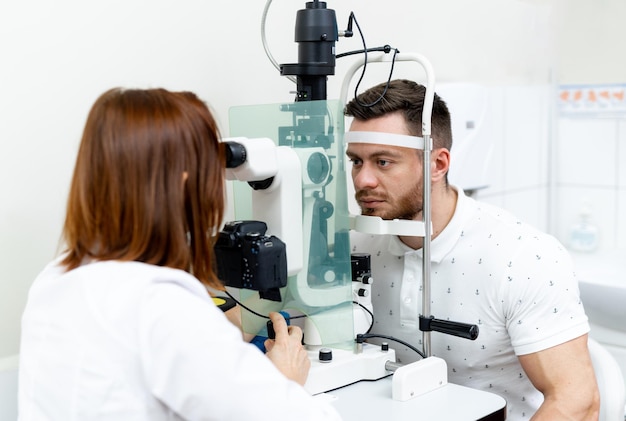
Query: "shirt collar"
386 186 470 263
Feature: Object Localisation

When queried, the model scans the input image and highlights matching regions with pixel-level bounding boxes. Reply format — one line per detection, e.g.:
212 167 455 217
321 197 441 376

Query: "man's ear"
431 148 450 183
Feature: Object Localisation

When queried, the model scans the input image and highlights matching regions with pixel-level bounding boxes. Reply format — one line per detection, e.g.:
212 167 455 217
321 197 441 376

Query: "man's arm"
518 334 600 420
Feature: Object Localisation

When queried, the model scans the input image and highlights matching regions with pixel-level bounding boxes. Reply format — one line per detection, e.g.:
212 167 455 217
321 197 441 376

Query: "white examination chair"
588 337 626 421
0 366 18 420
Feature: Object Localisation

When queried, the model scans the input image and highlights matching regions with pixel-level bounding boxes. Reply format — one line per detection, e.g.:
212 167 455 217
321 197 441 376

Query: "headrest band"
344 131 425 150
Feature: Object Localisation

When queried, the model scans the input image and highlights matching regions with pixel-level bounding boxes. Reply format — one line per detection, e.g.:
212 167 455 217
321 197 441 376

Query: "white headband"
344 131 426 150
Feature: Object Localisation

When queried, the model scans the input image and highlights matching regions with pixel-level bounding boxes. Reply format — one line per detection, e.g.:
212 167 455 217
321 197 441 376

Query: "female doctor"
18 88 342 421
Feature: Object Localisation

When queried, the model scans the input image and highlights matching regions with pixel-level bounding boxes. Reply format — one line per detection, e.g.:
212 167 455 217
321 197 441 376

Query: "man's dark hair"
344 79 453 150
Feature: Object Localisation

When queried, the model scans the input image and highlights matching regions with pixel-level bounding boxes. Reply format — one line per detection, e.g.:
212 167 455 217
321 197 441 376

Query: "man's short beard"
358 182 422 221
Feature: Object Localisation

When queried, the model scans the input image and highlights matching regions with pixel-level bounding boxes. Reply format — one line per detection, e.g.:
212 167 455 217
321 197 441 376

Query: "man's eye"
378 160 390 167
350 158 362 166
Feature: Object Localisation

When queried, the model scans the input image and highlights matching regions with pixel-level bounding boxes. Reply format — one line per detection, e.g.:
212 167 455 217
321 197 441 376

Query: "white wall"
1 0 625 367
473 85 553 233
556 0 626 85
555 115 626 252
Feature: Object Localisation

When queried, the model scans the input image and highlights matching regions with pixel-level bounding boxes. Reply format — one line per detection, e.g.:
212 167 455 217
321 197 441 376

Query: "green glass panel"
227 100 354 349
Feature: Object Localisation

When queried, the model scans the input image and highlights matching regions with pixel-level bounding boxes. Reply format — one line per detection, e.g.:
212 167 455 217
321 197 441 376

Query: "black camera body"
214 220 288 302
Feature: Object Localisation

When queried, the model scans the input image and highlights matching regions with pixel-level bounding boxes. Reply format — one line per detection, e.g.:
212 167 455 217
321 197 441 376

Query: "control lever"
419 316 479 341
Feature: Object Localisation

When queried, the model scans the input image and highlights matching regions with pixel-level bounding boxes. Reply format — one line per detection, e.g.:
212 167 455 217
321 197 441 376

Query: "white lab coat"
18 258 342 421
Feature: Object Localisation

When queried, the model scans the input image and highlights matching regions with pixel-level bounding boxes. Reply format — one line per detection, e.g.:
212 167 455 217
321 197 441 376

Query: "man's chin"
361 209 389 219
361 209 416 221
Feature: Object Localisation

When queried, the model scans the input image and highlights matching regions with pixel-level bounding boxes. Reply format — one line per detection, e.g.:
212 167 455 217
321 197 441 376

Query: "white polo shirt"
350 187 589 420
19 259 342 421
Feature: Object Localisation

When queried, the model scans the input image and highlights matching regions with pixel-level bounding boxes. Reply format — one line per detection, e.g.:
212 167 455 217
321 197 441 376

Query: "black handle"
420 316 479 341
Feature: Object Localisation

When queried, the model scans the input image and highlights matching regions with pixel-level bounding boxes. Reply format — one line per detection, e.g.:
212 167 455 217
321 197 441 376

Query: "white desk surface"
323 377 506 421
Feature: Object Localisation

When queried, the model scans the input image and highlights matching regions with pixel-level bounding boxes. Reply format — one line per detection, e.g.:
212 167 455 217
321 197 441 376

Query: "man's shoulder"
461 196 566 256
470 199 545 236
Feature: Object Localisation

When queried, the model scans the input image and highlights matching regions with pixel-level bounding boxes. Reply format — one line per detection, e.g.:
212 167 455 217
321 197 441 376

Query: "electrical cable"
344 12 399 108
357 333 426 359
353 297 425 358
225 292 423 358
352 300 374 334
224 290 269 319
335 45 392 59
261 0 297 84
223 290 307 320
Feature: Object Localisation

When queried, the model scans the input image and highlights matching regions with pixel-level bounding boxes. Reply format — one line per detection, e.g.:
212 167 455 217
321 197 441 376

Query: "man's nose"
353 165 378 190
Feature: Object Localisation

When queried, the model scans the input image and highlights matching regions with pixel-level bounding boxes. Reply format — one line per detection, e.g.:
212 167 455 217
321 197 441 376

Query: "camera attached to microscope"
214 220 287 302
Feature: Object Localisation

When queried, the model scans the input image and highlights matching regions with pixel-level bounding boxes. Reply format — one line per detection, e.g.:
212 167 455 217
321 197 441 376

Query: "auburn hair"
61 88 225 289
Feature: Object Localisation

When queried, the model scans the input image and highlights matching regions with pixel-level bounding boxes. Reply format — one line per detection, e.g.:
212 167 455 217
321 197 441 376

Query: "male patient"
345 79 599 420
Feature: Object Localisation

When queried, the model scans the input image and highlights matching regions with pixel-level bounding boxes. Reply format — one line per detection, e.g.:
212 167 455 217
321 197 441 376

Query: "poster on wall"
558 83 626 117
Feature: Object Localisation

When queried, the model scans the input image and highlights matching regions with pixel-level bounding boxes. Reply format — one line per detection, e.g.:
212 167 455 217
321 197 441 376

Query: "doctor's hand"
264 312 310 386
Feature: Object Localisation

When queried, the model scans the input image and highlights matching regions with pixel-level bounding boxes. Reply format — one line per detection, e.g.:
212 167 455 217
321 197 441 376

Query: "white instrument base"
304 343 396 395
